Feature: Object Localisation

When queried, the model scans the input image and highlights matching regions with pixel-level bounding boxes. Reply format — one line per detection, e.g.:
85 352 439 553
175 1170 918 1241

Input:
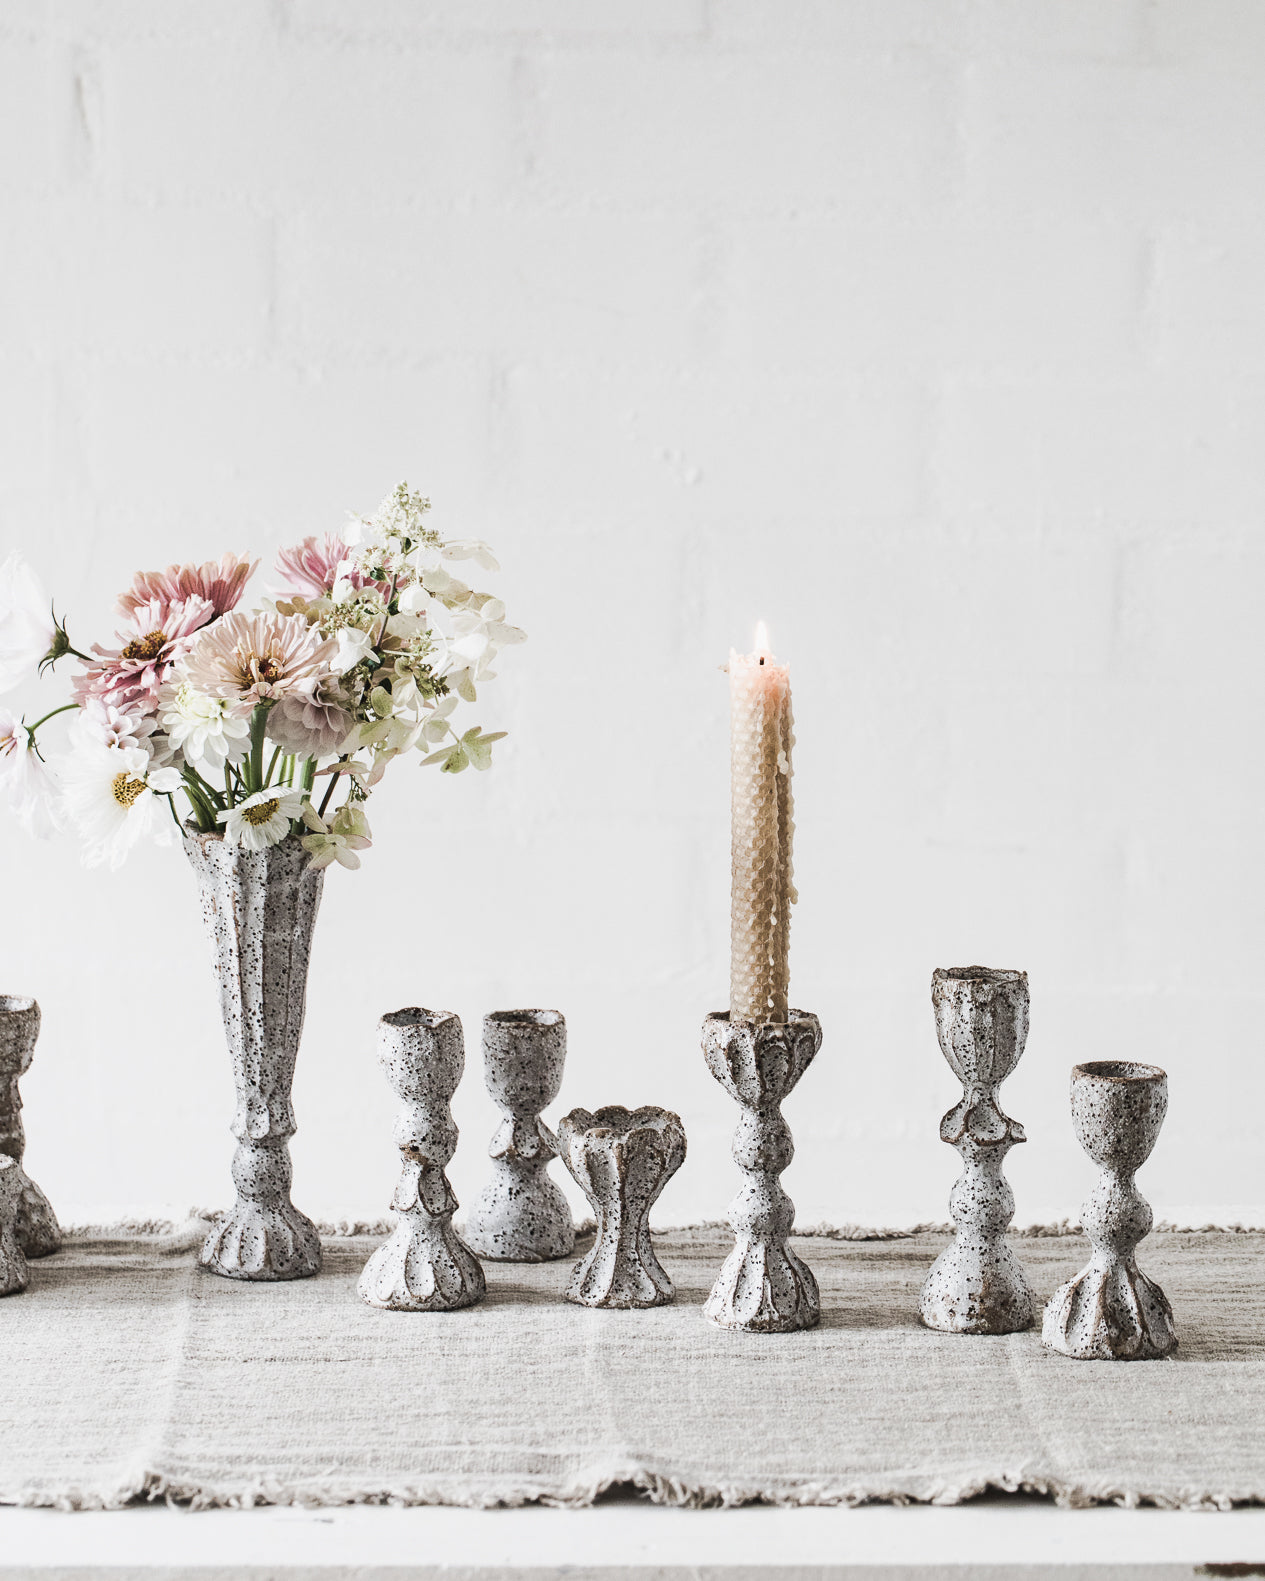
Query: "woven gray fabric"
0 1224 1261 1511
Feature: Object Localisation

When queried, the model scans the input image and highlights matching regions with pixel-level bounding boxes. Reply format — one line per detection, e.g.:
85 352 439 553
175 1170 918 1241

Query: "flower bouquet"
0 482 523 1280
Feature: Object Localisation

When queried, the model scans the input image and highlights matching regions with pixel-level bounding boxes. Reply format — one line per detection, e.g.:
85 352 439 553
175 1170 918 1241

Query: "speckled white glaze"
0 1155 29 1297
556 1105 686 1308
702 1010 822 1333
1043 1060 1177 1361
358 1008 486 1312
465 1009 575 1263
919 967 1035 1336
184 828 324 1282
0 995 60 1259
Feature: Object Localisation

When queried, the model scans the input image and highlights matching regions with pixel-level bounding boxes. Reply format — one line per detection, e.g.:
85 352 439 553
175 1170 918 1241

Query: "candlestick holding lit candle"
702 623 822 1333
728 623 796 1023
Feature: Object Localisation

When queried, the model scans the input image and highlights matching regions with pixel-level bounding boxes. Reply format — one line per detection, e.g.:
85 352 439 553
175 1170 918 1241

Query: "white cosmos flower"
157 679 251 770
0 554 56 694
218 787 306 852
61 744 183 870
0 708 61 838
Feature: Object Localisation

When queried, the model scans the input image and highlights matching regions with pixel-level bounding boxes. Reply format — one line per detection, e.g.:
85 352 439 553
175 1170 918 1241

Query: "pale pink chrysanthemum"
74 596 216 712
182 610 337 706
266 685 355 759
117 552 258 620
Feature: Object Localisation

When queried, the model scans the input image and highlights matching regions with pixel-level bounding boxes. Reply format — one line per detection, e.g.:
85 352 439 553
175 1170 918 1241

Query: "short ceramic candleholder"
0 995 60 1259
919 966 1035 1335
702 1010 822 1334
358 1008 486 1313
1042 1061 1177 1361
556 1106 686 1308
464 1010 575 1263
0 1156 29 1297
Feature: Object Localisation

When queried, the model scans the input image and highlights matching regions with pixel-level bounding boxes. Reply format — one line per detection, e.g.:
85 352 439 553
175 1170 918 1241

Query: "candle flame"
753 621 772 659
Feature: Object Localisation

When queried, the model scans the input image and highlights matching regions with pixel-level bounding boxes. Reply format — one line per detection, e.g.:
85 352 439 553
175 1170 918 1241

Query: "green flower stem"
246 703 271 795
317 763 345 821
23 702 79 743
300 757 316 795
180 771 219 833
264 745 282 786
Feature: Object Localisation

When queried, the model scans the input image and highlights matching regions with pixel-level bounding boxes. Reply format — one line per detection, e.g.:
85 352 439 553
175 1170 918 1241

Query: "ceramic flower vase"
464 1009 575 1263
1042 1060 1177 1361
0 994 61 1258
184 827 324 1281
0 1156 29 1297
919 967 1035 1335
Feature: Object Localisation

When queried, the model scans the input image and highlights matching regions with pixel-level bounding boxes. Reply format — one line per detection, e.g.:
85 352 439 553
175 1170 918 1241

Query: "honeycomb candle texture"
728 625 795 1024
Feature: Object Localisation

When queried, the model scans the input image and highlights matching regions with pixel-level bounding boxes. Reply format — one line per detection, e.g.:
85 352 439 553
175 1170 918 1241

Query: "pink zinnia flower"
182 610 337 706
117 552 257 620
274 534 390 600
74 595 216 712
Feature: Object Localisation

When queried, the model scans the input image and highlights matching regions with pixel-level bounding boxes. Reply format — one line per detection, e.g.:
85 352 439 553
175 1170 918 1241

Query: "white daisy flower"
218 787 306 852
157 679 251 770
61 744 183 870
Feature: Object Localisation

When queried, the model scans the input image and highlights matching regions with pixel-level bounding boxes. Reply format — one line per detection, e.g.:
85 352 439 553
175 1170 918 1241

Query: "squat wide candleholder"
358 1008 486 1313
919 967 1035 1336
465 1010 575 1263
1042 1061 1177 1361
702 1010 822 1334
0 995 60 1260
556 1105 686 1308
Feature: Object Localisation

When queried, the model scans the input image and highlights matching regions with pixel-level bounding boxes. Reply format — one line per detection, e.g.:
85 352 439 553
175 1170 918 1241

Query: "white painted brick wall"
1 0 1262 1230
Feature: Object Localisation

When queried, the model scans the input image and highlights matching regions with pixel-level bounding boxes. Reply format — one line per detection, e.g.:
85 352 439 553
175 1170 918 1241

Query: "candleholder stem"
0 996 60 1260
464 1010 574 1263
358 1008 486 1313
920 967 1035 1335
1042 1061 1177 1360
702 1010 821 1334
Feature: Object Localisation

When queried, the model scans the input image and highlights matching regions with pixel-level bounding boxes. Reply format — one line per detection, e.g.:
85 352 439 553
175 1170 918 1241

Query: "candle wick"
758 656 765 665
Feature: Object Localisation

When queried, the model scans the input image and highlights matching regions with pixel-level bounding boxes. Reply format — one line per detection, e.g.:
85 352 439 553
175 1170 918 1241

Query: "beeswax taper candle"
728 622 795 1024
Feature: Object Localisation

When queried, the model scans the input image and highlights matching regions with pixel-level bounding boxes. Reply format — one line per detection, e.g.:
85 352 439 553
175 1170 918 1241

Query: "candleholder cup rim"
933 966 1027 986
381 1006 458 1031
1073 1059 1166 1085
483 1008 564 1028
0 994 37 1015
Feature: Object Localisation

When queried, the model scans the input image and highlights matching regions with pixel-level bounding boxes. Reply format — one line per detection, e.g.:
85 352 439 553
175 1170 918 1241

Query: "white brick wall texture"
1 0 1262 1229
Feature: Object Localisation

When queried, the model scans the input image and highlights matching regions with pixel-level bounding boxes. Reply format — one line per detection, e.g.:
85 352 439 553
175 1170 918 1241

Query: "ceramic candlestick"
359 1008 486 1313
0 995 60 1259
184 830 323 1282
464 1010 575 1263
0 1156 29 1297
702 1010 822 1333
1042 1061 1177 1361
919 966 1035 1335
556 1105 685 1308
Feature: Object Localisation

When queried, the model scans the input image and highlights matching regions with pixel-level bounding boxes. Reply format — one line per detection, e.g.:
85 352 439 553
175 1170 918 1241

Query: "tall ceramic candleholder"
1042 1061 1177 1361
556 1106 685 1308
358 1008 486 1313
0 1156 29 1297
464 1010 575 1263
919 966 1035 1335
702 1010 822 1333
0 995 60 1259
